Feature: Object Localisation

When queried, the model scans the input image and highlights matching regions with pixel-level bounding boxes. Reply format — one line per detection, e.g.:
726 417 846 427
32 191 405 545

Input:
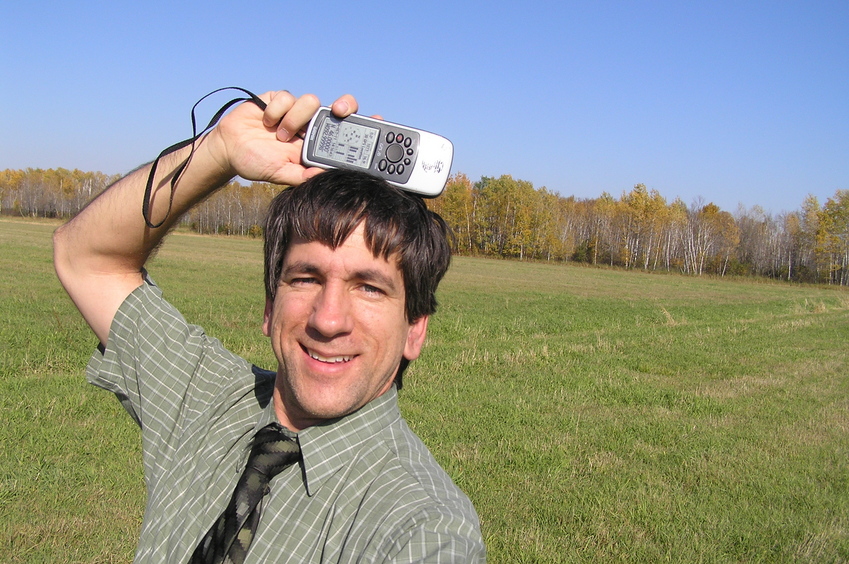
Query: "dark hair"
263 169 452 324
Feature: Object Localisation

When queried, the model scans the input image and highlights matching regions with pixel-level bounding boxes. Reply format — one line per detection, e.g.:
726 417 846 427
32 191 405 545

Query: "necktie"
191 423 301 564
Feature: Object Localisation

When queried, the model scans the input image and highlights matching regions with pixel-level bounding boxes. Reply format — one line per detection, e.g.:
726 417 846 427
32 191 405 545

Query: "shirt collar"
260 386 401 497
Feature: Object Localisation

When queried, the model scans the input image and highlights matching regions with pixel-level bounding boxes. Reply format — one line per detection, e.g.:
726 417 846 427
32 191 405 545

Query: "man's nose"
308 283 354 337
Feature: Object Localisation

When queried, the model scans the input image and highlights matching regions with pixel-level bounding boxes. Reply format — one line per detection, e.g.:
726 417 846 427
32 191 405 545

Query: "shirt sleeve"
85 274 258 482
375 505 487 563
87 276 188 423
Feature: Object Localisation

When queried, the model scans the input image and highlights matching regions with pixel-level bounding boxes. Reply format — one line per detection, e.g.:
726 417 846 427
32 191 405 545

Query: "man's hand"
204 91 359 186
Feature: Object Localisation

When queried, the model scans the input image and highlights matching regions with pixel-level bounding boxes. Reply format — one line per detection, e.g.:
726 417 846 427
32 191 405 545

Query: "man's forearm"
53 137 233 343
54 89 359 344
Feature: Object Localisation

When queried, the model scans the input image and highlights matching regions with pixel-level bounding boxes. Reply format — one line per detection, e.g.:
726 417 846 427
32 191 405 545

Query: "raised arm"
53 90 358 344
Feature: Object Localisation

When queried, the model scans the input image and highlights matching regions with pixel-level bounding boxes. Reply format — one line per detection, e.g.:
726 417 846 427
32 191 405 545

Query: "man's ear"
262 297 273 337
403 315 429 361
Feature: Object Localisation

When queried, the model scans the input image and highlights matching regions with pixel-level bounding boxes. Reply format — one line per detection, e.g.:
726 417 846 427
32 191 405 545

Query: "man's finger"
276 94 320 142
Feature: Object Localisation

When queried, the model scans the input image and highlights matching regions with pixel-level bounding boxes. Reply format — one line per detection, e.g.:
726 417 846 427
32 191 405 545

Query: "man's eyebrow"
355 268 399 292
281 261 320 278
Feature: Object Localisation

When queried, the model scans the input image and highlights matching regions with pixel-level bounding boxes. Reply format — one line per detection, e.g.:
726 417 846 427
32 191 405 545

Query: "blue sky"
2 0 847 214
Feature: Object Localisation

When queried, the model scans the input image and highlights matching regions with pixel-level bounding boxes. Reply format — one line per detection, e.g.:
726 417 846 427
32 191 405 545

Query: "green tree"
818 190 849 285
437 173 476 254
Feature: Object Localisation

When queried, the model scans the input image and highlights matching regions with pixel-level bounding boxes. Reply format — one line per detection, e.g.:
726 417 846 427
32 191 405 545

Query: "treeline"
1 168 122 219
0 168 279 238
3 168 848 285
428 174 849 286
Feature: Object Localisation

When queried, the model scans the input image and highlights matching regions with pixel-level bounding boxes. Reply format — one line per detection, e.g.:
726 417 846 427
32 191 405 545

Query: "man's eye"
361 284 385 296
291 277 318 286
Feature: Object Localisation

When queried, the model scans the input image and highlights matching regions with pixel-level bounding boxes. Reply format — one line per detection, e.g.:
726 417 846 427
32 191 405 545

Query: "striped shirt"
86 277 485 563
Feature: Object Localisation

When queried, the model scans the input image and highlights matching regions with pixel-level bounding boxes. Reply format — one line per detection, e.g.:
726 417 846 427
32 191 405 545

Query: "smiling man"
267 222 425 430
53 90 484 563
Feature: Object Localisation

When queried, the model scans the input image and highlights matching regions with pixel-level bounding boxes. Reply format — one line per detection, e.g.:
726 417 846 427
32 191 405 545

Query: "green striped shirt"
87 277 485 563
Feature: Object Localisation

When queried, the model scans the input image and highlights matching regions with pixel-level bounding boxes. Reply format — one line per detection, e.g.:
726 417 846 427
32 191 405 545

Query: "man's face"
263 223 428 431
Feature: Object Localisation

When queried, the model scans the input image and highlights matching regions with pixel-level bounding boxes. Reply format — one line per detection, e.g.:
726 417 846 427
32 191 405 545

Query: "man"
54 90 485 563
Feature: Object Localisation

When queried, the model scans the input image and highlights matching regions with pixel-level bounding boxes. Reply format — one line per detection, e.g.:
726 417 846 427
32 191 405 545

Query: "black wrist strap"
142 87 268 228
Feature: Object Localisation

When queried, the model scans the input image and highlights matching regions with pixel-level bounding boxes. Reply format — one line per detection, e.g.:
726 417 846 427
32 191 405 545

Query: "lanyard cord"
142 87 267 228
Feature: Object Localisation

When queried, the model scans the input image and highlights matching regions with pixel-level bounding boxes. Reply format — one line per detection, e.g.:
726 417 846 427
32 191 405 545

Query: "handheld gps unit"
301 108 453 197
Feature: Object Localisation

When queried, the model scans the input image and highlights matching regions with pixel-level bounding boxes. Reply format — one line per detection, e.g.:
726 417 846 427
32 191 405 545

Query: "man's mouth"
306 347 354 364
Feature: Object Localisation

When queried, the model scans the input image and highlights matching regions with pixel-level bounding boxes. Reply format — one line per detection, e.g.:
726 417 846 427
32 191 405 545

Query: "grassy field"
1 217 847 563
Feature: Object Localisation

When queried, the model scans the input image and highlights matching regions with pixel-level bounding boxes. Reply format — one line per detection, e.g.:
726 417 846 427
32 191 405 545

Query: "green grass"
2 217 847 563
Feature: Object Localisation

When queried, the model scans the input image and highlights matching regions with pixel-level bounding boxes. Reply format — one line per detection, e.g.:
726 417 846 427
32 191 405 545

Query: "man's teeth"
308 350 353 363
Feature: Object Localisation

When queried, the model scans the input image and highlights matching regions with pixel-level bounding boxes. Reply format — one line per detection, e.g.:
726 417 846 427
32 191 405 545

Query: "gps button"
386 144 404 163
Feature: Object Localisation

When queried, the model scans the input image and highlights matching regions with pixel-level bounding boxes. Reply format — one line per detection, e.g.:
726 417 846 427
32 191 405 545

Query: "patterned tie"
190 423 301 564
